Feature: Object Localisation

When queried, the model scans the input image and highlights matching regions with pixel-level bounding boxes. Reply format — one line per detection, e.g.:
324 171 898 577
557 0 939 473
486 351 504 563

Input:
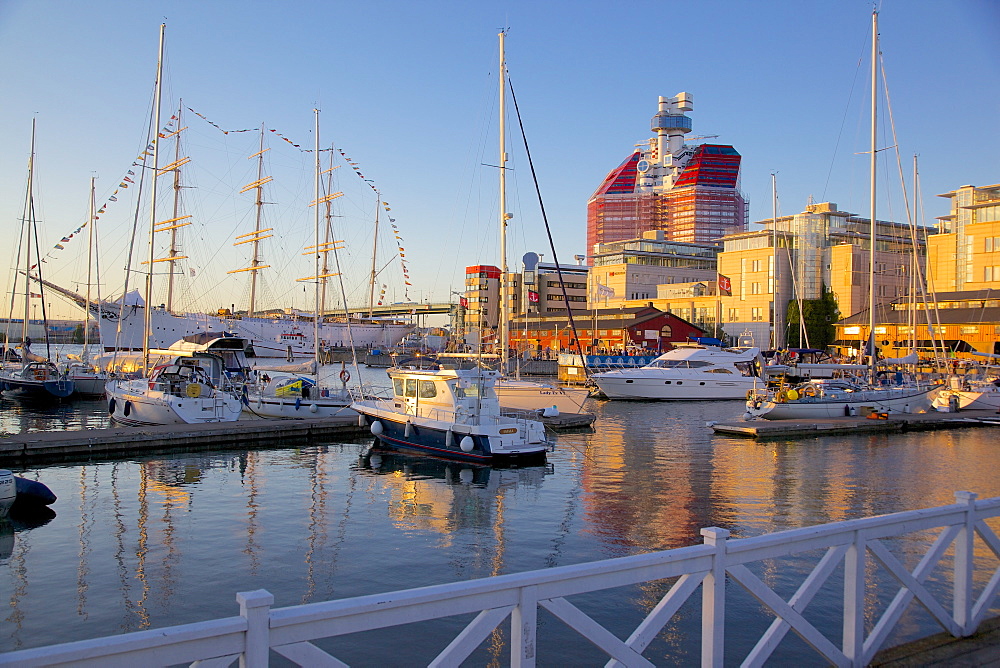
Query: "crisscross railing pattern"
2 491 998 667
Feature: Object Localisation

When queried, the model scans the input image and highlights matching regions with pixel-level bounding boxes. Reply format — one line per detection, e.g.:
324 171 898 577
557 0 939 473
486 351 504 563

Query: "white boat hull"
494 380 590 414
107 379 242 426
594 373 761 400
244 389 356 419
747 386 935 420
95 304 412 358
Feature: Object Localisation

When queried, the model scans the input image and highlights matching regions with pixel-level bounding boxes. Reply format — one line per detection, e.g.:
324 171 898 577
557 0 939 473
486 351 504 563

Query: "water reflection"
1 398 999 660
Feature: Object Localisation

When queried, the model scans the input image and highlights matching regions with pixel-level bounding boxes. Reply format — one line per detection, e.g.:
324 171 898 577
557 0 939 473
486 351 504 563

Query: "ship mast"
498 29 510 363
142 23 165 372
165 101 186 312
21 120 36 346
367 190 379 318
231 125 274 316
85 176 96 355
868 9 878 381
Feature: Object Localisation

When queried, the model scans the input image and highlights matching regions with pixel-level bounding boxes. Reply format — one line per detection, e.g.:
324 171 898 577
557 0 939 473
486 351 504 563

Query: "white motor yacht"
590 344 764 400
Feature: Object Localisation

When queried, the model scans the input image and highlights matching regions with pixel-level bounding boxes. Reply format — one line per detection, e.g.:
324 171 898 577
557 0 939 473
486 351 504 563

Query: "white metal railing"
3 491 998 667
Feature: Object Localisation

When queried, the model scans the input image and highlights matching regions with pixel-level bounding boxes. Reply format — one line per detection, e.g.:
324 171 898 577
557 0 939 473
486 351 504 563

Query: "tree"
786 287 839 349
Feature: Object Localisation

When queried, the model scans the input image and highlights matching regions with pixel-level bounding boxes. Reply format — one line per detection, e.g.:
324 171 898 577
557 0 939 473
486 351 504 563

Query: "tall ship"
37 280 412 358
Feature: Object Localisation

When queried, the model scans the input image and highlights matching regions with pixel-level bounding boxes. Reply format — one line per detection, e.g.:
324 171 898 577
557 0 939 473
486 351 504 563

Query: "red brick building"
509 306 705 355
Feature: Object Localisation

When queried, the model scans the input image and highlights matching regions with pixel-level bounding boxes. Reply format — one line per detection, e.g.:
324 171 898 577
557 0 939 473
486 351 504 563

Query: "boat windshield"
647 360 711 369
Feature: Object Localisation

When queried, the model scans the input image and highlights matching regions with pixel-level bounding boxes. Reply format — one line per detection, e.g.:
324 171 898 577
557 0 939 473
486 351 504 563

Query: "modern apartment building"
928 183 1000 291
586 94 747 255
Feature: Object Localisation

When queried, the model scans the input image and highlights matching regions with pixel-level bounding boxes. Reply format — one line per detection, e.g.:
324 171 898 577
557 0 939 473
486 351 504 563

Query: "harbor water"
2 362 999 664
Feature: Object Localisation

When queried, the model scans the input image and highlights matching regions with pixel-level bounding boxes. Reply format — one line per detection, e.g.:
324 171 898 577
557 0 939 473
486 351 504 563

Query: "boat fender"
108 398 117 415
241 385 249 406
404 421 413 438
123 401 132 417
370 420 383 435
339 369 351 383
776 391 787 403
256 398 262 409
14 476 56 505
358 413 366 427
460 436 474 453
309 403 318 413
786 389 800 401
295 397 302 410
446 430 455 448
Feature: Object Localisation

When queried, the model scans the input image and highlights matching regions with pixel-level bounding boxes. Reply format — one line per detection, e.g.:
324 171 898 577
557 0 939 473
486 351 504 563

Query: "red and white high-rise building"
586 94 748 255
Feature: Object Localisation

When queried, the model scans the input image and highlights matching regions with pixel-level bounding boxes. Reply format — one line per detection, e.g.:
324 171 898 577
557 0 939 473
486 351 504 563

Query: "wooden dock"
0 416 371 465
711 409 1000 440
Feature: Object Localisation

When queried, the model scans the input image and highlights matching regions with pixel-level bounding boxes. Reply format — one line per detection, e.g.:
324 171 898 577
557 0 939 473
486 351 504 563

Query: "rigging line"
821 21 870 203
507 77 591 378
879 54 946 367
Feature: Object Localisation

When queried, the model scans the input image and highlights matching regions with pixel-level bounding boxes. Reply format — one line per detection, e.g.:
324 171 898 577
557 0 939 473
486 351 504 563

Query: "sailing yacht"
104 25 245 426
486 31 591 419
745 10 934 420
0 120 75 401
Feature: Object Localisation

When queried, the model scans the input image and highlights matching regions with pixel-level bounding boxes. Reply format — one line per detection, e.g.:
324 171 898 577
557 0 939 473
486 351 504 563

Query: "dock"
0 416 370 465
711 409 1000 440
871 615 1000 666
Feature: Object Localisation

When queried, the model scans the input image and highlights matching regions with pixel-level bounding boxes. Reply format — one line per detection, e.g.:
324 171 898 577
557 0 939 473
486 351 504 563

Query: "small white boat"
244 372 355 419
746 378 934 420
64 361 107 398
591 344 764 400
931 377 1000 411
351 365 549 464
105 334 251 426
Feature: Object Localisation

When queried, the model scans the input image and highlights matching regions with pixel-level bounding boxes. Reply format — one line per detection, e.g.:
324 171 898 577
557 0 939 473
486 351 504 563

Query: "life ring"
186 383 202 398
339 369 351 383
776 390 788 402
802 386 818 398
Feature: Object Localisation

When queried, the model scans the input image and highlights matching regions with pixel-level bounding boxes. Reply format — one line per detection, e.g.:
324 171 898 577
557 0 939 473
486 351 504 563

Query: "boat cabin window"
734 361 757 377
418 380 437 398
454 381 482 399
393 378 404 397
707 368 733 374
648 360 711 369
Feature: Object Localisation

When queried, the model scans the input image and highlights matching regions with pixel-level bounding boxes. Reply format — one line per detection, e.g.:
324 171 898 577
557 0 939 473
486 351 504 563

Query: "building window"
751 307 763 322
960 326 978 335
750 282 761 295
844 326 861 335
660 325 672 338
727 308 739 322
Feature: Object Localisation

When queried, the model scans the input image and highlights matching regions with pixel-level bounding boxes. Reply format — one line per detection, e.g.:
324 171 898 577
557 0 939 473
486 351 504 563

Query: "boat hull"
593 374 760 400
747 387 934 420
107 379 242 426
243 390 356 419
0 375 74 400
494 381 591 414
97 306 412 358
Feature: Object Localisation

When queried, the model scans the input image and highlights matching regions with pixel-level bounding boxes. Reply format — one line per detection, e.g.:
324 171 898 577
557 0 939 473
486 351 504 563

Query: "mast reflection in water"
2 399 1000 664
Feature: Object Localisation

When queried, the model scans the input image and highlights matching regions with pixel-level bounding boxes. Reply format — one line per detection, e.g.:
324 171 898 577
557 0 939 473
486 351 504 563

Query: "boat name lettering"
499 428 518 434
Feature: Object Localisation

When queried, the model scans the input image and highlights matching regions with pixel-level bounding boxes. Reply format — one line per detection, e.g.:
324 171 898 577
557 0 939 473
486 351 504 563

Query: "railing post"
842 530 866 667
953 491 978 635
511 584 538 668
238 589 274 668
700 527 729 668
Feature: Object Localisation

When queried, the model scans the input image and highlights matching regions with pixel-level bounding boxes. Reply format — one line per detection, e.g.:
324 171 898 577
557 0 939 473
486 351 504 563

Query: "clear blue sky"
1 0 997 320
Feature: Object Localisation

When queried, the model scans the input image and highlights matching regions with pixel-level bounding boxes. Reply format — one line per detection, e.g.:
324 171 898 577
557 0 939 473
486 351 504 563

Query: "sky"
1 0 997 321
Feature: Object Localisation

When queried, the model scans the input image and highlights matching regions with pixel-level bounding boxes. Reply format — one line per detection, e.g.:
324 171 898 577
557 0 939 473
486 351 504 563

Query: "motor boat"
590 344 765 400
351 364 549 464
